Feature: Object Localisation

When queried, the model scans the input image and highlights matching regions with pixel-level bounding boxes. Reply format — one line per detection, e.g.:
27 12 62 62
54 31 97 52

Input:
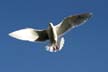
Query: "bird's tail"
45 37 65 52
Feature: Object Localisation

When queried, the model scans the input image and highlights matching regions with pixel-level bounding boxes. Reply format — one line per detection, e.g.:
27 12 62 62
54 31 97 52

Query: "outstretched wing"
55 13 92 36
9 28 49 42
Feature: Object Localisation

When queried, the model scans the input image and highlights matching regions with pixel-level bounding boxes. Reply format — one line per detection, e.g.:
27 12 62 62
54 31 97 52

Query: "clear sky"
0 0 107 72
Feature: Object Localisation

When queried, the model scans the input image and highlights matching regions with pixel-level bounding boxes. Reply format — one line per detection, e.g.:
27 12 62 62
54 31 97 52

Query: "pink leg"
55 45 59 50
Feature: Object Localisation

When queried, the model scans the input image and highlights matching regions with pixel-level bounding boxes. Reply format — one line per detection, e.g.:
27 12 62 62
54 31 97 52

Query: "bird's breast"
48 24 58 44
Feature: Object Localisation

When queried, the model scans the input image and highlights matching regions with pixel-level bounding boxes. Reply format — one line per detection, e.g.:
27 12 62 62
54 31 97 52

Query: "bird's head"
48 22 54 28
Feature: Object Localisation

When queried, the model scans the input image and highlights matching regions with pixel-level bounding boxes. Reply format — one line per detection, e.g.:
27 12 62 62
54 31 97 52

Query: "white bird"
9 13 92 52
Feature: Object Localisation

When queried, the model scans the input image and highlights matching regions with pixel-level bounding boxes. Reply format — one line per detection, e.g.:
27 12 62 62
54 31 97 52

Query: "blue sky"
0 0 107 72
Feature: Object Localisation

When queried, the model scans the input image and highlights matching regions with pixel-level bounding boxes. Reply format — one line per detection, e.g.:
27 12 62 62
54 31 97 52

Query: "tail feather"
45 37 65 52
58 37 65 51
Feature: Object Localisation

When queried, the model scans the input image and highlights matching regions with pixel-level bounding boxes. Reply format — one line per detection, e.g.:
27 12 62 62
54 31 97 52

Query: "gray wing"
55 13 92 36
9 28 49 42
35 29 49 41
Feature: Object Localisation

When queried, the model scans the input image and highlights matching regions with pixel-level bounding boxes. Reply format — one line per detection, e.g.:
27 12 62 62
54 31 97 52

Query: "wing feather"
9 28 49 42
55 13 92 36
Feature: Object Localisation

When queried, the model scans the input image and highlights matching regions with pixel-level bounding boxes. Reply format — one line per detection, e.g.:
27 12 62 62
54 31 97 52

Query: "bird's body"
9 13 92 52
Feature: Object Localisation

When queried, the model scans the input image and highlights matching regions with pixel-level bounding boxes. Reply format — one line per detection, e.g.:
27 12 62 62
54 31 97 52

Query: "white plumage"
9 28 39 42
9 13 92 52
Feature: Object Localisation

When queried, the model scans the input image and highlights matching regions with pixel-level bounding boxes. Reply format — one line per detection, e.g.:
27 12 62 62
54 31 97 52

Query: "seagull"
9 13 92 52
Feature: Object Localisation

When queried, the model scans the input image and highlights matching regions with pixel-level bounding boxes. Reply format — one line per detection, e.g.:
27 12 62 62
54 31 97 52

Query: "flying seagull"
9 13 92 52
